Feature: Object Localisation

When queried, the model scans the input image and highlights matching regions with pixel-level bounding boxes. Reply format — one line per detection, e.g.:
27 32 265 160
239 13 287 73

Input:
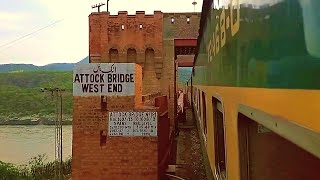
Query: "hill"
177 67 192 86
0 71 73 118
0 56 89 73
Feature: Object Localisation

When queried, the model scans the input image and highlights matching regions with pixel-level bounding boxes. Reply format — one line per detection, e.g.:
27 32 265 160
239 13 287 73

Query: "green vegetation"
0 68 191 118
177 67 192 88
0 154 71 180
0 71 73 117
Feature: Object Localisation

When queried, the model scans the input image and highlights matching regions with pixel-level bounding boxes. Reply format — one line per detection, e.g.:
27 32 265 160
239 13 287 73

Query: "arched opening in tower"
127 48 137 63
145 48 155 67
109 48 119 62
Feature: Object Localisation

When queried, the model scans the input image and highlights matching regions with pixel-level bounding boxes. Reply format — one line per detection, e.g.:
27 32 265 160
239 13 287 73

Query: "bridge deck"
174 108 207 179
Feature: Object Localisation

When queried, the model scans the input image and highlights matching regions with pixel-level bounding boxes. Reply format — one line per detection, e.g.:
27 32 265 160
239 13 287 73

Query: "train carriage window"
193 88 196 106
202 92 207 135
194 87 197 102
212 97 226 178
194 88 196 102
195 88 197 108
237 112 320 180
191 88 195 103
198 89 201 113
195 89 198 109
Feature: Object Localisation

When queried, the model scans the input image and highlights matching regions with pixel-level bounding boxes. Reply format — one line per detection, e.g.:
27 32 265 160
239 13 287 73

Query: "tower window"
139 24 143 29
121 24 125 30
171 17 175 24
187 17 190 24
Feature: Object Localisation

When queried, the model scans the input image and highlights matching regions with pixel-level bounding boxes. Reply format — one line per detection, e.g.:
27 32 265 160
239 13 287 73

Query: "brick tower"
72 10 201 179
89 11 164 95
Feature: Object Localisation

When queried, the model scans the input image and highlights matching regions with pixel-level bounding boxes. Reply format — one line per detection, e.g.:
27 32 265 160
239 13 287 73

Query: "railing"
142 91 161 102
154 95 180 179
142 91 162 107
154 95 172 179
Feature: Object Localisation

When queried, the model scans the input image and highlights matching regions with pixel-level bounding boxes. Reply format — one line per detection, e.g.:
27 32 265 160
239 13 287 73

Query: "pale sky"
0 0 203 66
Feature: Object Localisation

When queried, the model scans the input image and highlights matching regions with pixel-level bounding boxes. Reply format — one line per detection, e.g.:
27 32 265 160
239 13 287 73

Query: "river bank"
0 114 72 125
0 155 72 180
0 120 72 125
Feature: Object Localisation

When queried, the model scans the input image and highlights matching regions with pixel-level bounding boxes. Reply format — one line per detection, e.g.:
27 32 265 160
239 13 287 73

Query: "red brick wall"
163 13 201 39
72 98 158 179
72 64 158 179
143 48 160 94
161 39 175 125
89 11 163 61
89 11 164 95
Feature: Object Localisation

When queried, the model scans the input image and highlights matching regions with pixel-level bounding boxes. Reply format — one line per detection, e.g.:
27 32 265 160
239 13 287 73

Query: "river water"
0 125 72 165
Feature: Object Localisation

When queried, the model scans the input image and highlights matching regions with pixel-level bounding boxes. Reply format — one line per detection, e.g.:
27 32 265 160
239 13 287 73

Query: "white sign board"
73 63 135 96
108 112 157 137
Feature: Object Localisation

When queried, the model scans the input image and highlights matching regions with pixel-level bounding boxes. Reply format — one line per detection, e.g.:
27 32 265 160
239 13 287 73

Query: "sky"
0 0 203 66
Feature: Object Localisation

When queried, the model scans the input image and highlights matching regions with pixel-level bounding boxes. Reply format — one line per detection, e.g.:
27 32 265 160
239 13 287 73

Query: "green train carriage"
188 0 320 179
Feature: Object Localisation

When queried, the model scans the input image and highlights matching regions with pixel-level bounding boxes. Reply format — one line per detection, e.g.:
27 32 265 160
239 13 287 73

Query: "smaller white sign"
108 112 157 137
